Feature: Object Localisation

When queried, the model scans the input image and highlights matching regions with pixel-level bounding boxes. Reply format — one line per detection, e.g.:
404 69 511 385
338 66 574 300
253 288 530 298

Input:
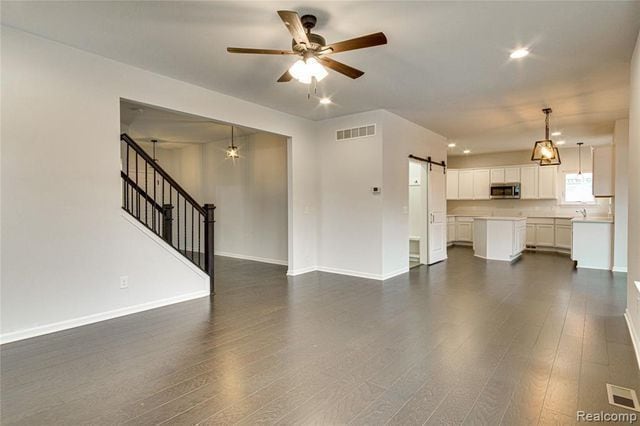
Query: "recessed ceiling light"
319 97 332 105
551 131 562 136
448 143 456 148
556 140 566 145
463 149 471 154
510 48 529 59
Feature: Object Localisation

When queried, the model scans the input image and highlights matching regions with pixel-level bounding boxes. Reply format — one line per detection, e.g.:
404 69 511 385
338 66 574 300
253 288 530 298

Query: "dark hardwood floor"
1 247 638 425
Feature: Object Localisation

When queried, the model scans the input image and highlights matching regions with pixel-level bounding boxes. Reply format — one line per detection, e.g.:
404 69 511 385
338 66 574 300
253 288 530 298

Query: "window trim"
560 170 596 206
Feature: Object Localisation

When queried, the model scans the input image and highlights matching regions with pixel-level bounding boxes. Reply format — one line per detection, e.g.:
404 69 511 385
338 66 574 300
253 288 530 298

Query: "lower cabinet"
447 218 456 244
535 224 555 246
555 219 572 249
455 220 473 242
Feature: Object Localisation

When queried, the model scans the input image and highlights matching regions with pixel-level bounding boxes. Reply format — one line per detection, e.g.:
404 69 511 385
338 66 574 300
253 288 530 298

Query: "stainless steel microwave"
490 183 521 199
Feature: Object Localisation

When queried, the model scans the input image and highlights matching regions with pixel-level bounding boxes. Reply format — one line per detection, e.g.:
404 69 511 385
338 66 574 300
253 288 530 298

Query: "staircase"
120 133 215 293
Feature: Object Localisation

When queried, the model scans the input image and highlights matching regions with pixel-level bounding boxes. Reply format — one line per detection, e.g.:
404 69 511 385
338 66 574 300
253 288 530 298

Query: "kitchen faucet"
576 208 587 218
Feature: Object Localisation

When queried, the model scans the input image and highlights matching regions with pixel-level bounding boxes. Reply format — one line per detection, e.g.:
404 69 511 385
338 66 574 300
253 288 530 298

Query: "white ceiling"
120 100 258 149
3 1 640 154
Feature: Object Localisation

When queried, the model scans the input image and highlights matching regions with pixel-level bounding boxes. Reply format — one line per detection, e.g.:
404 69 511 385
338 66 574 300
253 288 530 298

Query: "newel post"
204 204 216 295
162 204 173 244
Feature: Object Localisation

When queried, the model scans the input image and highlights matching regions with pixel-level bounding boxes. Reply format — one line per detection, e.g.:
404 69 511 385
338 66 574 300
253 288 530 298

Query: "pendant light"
226 126 239 159
531 108 559 163
577 142 584 175
151 139 159 163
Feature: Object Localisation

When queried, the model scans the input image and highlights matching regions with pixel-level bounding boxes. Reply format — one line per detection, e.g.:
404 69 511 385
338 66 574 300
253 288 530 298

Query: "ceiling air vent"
336 124 376 141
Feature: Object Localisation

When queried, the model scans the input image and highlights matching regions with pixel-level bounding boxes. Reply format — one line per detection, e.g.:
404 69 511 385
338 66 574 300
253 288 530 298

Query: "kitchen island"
473 217 527 262
571 217 614 270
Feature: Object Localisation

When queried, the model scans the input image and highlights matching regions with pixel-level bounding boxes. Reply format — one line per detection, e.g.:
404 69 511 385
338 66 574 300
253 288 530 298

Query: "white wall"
626 32 640 361
614 119 629 272
202 133 288 265
0 27 318 340
317 111 385 278
448 147 612 217
380 111 448 277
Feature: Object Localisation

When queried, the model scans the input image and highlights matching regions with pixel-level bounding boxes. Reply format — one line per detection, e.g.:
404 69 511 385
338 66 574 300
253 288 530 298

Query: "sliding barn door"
427 165 447 264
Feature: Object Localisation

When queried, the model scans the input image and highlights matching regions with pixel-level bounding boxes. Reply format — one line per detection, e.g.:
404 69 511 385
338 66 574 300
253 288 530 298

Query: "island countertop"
473 216 527 221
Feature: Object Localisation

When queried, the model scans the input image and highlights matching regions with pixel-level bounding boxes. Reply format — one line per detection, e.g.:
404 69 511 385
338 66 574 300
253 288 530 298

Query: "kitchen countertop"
448 214 598 220
473 216 527 221
571 217 614 223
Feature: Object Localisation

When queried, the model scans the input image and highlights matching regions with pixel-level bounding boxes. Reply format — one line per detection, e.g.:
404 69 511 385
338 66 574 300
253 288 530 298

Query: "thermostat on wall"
372 186 381 194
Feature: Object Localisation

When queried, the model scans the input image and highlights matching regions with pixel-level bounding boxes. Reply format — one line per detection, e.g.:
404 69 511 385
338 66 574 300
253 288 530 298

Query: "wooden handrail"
121 133 208 216
121 171 163 213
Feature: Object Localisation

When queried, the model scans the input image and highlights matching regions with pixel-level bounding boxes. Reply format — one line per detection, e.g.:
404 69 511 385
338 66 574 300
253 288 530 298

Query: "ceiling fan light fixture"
288 57 327 84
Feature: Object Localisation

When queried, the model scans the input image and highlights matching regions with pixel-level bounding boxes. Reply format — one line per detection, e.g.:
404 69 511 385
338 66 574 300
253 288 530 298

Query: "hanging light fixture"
577 142 584 175
531 108 559 163
288 56 328 84
226 126 239 159
151 139 159 163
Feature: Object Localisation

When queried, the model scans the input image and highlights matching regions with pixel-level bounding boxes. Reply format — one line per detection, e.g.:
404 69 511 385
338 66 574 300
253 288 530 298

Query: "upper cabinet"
504 167 520 183
520 166 538 199
490 168 505 184
592 146 614 197
446 163 558 201
538 166 557 199
458 170 475 200
473 169 491 199
446 170 459 200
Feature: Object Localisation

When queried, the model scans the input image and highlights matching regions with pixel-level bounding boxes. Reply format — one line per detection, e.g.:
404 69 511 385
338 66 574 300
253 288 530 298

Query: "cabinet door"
535 224 555 246
490 168 505 184
555 225 572 249
538 166 557 199
458 170 474 200
446 170 459 200
514 223 527 254
526 224 536 246
593 146 614 197
504 167 521 183
473 169 491 200
447 223 456 243
520 166 539 199
456 222 473 242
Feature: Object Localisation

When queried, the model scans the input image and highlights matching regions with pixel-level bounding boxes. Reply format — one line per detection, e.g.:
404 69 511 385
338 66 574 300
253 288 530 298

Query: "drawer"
527 217 555 225
555 218 572 226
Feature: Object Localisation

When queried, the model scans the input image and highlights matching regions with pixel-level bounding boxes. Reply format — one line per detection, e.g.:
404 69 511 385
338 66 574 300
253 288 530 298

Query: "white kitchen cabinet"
447 217 455 244
455 217 474 242
592 146 614 197
572 219 613 270
514 220 527 254
555 224 572 249
504 167 520 183
535 224 555 246
458 170 474 200
490 168 505 184
473 217 527 261
446 170 459 200
526 224 536 246
520 166 538 199
473 169 491 199
538 166 557 199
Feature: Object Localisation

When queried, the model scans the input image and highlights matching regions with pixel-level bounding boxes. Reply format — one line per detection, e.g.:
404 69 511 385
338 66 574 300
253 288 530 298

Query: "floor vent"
607 384 640 411
336 124 375 141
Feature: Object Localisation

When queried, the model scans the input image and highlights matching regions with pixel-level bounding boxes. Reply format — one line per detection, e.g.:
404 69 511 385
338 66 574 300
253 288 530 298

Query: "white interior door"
428 165 447 264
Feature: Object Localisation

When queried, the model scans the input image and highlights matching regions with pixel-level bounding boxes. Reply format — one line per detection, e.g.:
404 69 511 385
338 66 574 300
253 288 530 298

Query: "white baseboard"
382 267 410 280
0 290 210 345
625 309 640 370
613 266 628 273
286 266 318 276
215 251 288 266
317 266 385 280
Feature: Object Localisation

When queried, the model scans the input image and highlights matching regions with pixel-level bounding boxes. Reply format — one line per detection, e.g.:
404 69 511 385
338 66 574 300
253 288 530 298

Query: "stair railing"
120 133 215 294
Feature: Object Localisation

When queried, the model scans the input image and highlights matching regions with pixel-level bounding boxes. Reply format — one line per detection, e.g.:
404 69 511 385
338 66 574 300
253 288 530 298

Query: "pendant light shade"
577 142 584 175
531 108 560 164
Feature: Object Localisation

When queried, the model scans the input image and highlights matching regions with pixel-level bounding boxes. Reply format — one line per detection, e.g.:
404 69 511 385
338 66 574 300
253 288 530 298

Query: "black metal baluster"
135 152 140 218
191 205 194 261
183 197 187 256
145 162 148 227
198 213 201 267
153 167 156 232
125 145 129 211
177 193 180 252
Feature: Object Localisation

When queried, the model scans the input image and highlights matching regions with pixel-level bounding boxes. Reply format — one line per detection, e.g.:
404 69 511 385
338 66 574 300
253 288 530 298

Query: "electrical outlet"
120 276 129 289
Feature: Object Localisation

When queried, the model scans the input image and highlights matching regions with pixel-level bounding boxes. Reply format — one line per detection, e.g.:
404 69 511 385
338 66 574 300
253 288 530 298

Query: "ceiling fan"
227 10 387 84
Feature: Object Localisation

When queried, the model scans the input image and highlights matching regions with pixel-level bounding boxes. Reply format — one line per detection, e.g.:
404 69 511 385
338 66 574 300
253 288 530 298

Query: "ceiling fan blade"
277 70 293 83
277 10 310 46
227 47 296 55
318 57 364 79
322 32 387 54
